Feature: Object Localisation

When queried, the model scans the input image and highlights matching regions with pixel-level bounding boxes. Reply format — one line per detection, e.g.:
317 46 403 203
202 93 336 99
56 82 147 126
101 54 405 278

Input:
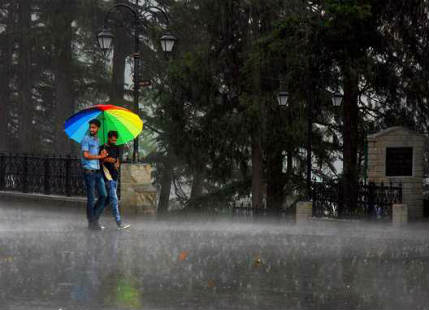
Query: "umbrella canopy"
64 104 143 145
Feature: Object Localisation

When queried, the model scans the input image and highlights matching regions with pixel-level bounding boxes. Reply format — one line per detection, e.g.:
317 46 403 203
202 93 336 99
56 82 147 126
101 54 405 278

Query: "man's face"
89 124 99 136
108 136 117 145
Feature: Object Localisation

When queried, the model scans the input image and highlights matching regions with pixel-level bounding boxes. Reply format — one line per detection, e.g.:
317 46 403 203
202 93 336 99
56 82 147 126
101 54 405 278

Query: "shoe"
92 221 105 231
117 222 131 230
89 224 104 231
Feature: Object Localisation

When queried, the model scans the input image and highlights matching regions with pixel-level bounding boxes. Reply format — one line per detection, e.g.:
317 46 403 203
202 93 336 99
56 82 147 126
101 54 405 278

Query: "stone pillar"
367 127 426 219
296 201 312 224
120 163 157 215
392 204 408 227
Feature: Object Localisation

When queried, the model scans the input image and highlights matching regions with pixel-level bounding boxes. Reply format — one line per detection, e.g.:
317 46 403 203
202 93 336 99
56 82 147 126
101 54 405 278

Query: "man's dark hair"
89 119 101 128
108 131 119 138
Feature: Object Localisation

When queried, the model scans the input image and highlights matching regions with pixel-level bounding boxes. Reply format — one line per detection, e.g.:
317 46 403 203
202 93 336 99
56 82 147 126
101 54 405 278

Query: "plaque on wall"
385 147 413 176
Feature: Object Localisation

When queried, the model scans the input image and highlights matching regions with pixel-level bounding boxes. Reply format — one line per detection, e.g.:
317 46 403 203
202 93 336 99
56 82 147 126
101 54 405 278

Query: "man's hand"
114 160 120 170
99 149 108 159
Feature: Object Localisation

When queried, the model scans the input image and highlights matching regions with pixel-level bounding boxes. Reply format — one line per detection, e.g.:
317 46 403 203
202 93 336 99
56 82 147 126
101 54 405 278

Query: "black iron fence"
229 180 402 220
0 153 86 197
0 152 403 219
312 181 402 219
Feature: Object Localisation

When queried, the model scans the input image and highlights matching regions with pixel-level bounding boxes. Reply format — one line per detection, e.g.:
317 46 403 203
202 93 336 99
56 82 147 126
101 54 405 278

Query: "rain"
1 1 429 309
1 198 429 309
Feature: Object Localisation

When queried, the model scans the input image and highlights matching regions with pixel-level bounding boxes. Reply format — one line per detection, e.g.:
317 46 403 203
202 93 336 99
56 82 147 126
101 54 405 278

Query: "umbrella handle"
102 111 105 145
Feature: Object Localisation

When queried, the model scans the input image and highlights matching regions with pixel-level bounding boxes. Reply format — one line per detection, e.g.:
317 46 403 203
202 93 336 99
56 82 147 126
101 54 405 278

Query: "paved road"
1 198 429 310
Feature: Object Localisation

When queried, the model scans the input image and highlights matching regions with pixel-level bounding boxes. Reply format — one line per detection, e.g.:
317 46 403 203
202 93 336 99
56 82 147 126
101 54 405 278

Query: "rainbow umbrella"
64 104 143 145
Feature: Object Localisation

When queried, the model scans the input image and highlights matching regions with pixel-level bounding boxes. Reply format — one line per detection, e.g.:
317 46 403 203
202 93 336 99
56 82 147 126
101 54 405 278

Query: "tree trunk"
286 150 293 180
110 0 129 104
53 3 75 154
157 152 173 213
111 32 127 102
0 6 14 152
17 0 34 153
266 154 284 210
190 165 204 199
265 106 285 210
266 143 284 210
251 130 264 209
342 67 359 215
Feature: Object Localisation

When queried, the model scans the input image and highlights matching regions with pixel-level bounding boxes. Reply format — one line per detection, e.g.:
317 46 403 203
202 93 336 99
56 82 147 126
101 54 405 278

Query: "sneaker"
117 223 131 230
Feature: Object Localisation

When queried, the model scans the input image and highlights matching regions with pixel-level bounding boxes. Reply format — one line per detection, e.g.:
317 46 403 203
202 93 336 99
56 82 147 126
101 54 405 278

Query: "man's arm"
100 145 115 163
83 150 107 160
82 138 108 159
102 147 120 167
102 156 116 163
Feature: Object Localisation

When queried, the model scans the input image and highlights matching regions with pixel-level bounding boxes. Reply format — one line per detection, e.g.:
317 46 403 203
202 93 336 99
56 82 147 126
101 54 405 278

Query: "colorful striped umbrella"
64 104 143 145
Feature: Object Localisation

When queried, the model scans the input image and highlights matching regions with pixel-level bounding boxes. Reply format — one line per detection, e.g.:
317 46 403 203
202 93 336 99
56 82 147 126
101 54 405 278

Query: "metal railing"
0 153 86 197
312 180 402 219
228 180 402 219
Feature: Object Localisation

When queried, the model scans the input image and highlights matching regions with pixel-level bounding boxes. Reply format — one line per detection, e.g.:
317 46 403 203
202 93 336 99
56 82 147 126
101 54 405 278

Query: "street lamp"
97 28 114 55
97 4 176 162
277 91 289 107
332 90 343 107
160 33 177 53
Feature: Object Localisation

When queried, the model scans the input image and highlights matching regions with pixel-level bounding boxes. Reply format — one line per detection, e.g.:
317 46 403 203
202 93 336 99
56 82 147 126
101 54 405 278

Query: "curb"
0 191 86 206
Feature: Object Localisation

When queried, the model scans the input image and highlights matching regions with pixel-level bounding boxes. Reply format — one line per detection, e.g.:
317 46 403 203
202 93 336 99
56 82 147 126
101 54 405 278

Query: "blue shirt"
81 134 100 170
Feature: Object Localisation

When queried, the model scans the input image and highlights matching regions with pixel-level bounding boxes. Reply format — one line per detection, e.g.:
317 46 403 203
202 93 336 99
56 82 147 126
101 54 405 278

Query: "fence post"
23 154 28 193
368 182 375 217
65 155 71 197
44 157 50 195
0 153 5 190
399 182 403 203
392 204 408 226
296 201 313 224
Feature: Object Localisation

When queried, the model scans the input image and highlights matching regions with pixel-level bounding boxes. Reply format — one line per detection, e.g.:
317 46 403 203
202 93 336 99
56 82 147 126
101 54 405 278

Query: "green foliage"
2 0 429 209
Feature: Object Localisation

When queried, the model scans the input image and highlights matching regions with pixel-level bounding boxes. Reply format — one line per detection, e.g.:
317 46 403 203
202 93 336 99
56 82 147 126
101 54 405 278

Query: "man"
100 131 130 229
81 119 108 230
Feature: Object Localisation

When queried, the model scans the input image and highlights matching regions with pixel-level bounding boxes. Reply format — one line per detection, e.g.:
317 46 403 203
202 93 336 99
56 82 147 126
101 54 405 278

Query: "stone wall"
120 163 157 215
367 127 426 219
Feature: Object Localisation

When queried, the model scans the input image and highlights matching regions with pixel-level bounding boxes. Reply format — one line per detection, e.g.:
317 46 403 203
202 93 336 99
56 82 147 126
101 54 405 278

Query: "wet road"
1 198 429 310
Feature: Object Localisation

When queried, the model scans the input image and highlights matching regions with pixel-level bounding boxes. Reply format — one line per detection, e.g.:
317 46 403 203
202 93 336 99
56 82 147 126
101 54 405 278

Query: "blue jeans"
83 170 107 224
106 180 121 224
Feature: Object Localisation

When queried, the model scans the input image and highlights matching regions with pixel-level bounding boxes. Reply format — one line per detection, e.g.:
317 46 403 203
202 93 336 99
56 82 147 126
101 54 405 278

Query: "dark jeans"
83 170 107 224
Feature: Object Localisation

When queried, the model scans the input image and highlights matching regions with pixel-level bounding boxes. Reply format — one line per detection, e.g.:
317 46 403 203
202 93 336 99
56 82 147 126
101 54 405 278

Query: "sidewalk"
0 192 428 242
0 190 85 207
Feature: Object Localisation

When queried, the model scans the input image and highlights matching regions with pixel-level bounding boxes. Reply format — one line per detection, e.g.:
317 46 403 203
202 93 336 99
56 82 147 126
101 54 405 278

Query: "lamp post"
97 4 176 162
278 90 293 194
